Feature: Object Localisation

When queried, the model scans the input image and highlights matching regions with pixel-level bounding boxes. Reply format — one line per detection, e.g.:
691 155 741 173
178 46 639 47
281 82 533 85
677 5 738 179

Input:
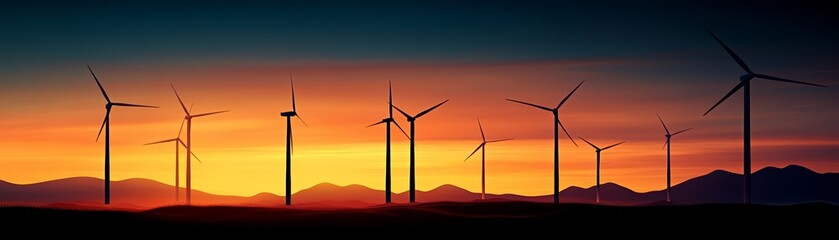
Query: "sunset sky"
1 1 838 198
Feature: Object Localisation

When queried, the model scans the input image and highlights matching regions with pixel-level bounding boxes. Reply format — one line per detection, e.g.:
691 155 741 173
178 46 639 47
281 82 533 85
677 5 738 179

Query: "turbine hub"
740 73 754 82
280 111 295 117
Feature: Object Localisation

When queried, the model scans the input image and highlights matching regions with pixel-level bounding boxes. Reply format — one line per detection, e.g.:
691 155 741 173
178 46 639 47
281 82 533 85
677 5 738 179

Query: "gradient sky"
1 1 838 198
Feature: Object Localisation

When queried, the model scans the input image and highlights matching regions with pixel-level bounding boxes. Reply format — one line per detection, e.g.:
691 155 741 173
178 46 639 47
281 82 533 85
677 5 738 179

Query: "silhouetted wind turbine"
393 99 449 203
507 81 583 204
464 118 512 200
579 137 624 204
144 118 202 203
280 76 307 206
703 30 828 204
171 84 229 205
366 81 409 204
656 114 692 203
89 65 158 205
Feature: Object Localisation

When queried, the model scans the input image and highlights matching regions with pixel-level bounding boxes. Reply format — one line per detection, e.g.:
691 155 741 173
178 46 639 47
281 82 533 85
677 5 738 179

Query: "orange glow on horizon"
1 60 837 198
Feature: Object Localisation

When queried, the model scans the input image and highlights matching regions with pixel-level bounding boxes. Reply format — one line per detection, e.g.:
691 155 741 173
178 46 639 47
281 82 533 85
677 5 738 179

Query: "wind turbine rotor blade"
477 118 486 141
290 75 297 113
88 65 111 103
191 110 230 118
415 99 449 118
662 140 668 150
178 118 186 137
602 141 625 150
656 113 670 134
96 110 109 142
557 81 585 109
486 138 513 143
578 137 597 150
144 138 178 145
392 120 410 140
754 74 828 88
464 143 485 162
704 81 745 116
191 151 203 164
392 105 412 119
672 128 694 136
558 118 578 147
295 114 309 127
111 102 158 108
506 99 552 111
388 81 393 118
707 30 753 74
170 84 190 115
367 120 387 128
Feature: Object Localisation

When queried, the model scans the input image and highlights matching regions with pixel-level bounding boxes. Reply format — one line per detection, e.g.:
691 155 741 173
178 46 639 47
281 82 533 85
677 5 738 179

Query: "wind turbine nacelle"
281 111 296 117
740 74 754 82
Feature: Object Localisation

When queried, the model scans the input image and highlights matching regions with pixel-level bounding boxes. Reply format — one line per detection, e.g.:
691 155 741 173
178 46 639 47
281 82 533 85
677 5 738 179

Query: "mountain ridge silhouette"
1 165 836 209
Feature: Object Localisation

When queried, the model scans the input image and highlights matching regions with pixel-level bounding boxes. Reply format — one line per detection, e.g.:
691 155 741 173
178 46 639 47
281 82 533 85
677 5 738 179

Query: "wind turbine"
366 81 409 204
464 118 512 200
280 76 307 206
656 114 692 203
89 65 158 205
507 80 583 204
579 137 624 204
171 84 229 205
143 118 202 203
393 99 449 203
703 30 828 204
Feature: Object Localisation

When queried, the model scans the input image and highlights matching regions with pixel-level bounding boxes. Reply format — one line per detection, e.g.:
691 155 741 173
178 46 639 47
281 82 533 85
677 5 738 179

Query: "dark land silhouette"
0 202 835 234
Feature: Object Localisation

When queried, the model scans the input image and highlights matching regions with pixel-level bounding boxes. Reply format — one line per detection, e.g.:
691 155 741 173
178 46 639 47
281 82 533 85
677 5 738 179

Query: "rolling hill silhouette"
668 165 839 204
0 177 283 209
1 165 836 209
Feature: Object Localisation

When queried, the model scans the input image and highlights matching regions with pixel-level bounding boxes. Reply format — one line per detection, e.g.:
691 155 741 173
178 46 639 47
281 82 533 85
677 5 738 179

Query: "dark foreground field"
1 201 835 236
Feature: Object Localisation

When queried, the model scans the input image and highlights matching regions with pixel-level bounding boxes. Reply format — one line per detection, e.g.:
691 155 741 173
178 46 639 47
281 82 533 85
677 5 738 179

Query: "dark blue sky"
2 1 837 71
